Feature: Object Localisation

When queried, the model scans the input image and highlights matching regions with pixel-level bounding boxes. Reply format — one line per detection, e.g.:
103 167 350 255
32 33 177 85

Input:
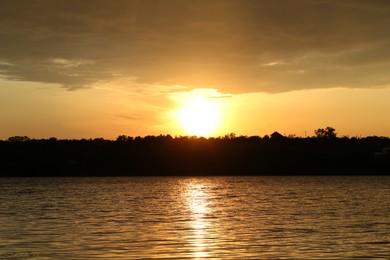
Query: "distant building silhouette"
270 132 285 140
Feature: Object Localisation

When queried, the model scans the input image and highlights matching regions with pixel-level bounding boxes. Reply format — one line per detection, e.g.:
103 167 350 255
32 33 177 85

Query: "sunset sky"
1 0 390 139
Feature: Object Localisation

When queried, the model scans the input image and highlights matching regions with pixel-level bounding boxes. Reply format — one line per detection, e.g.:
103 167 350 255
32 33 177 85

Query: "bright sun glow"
175 94 221 137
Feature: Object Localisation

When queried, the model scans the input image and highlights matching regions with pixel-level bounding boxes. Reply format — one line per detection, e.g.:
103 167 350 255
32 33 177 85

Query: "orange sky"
1 0 390 139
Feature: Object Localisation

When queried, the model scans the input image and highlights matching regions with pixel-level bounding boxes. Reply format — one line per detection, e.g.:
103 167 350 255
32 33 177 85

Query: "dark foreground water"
0 176 389 259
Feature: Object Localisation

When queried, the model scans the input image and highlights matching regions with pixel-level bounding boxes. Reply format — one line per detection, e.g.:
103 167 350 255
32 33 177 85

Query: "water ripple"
0 176 389 259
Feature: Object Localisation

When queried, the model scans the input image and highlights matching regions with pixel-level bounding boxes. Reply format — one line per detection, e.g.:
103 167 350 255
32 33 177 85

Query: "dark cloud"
1 0 390 93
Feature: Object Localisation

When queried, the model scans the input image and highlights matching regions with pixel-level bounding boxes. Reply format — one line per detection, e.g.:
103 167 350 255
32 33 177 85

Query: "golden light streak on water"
186 182 211 259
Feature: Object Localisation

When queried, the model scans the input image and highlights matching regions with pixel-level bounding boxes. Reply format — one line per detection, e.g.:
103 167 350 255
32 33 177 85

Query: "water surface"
0 176 389 259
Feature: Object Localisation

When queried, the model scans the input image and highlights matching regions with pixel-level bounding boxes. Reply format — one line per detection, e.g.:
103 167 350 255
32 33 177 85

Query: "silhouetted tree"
315 127 337 139
224 133 236 139
7 136 30 142
116 135 134 142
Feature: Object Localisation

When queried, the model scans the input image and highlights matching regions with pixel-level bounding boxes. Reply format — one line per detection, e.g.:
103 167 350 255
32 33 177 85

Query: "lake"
0 176 389 259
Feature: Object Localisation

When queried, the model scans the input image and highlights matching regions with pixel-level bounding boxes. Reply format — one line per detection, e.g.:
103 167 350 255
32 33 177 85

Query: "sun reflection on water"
185 182 211 259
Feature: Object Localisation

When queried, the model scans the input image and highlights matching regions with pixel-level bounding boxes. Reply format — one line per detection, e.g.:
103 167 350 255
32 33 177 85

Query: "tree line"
1 128 389 176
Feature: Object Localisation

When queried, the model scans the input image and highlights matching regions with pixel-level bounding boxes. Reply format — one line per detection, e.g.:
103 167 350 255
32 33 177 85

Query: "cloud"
1 0 390 93
262 61 285 67
209 95 232 99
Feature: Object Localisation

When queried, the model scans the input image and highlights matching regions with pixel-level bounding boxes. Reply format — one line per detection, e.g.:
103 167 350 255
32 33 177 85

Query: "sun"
175 94 221 137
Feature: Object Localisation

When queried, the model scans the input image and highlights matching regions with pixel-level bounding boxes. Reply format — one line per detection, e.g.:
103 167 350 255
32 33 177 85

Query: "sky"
1 0 390 139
